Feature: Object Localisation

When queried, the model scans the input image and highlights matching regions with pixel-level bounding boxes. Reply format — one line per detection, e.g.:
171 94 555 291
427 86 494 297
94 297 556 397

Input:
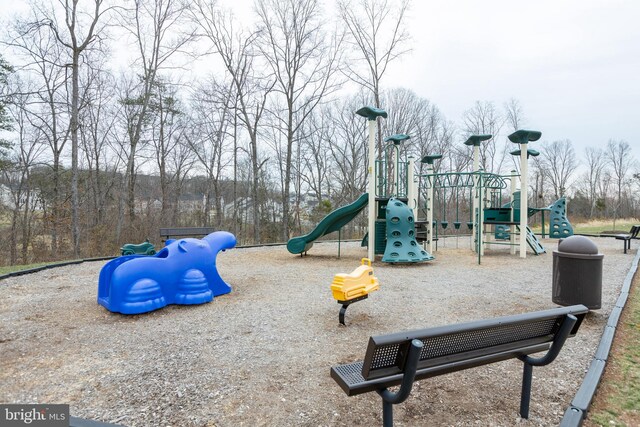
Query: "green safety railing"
417 171 510 190
375 159 409 198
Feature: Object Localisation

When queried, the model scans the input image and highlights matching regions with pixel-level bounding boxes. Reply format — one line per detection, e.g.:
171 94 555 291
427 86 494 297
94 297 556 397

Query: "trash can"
552 236 603 309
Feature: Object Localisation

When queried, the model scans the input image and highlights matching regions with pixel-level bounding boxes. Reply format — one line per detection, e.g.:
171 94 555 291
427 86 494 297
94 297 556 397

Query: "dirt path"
0 238 633 426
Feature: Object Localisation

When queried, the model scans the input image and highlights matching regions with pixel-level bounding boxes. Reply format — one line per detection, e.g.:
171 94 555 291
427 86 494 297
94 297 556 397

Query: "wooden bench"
614 225 640 254
159 227 217 242
330 305 589 426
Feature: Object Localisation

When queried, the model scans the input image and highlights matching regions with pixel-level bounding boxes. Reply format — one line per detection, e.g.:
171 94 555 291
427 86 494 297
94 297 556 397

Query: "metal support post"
472 145 480 252
427 170 434 254
510 170 517 255
407 157 416 210
518 314 577 419
478 171 485 257
520 143 528 258
377 339 423 427
520 362 533 418
367 120 376 262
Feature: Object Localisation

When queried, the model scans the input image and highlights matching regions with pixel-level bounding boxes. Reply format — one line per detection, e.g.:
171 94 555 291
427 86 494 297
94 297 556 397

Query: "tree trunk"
250 132 260 243
51 157 59 256
282 111 294 242
233 107 238 238
21 192 32 265
127 145 137 223
10 206 19 265
70 51 81 257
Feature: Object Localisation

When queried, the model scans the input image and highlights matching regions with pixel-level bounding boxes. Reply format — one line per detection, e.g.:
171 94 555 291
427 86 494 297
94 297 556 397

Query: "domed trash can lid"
555 235 603 259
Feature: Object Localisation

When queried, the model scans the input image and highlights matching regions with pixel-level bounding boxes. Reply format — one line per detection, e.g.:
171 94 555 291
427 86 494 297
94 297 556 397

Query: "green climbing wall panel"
382 198 434 263
549 198 573 238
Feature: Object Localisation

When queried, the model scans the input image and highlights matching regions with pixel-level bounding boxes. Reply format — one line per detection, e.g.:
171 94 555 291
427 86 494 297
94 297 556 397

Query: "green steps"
519 225 546 255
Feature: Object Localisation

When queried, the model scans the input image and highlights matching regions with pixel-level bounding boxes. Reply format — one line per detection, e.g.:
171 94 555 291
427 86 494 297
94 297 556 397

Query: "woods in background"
0 0 636 265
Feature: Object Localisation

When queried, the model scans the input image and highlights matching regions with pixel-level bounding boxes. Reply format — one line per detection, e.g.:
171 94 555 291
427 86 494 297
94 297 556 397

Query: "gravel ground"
0 237 634 427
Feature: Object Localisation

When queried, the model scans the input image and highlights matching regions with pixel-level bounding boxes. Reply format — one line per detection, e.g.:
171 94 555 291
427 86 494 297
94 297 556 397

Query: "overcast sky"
394 0 640 154
2 0 639 155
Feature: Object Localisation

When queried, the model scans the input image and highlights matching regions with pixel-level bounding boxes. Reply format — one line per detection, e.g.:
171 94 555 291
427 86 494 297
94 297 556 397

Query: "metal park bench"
159 227 217 242
613 225 640 254
330 305 589 426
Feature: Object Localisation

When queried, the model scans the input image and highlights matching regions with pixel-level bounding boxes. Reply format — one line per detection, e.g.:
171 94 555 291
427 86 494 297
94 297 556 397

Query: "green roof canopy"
420 154 443 165
463 134 492 146
508 130 542 144
510 148 540 158
355 106 388 121
384 134 410 145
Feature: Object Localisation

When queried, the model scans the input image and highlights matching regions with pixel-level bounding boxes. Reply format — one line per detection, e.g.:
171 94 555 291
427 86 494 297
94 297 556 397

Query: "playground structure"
287 106 433 264
287 104 573 264
286 193 368 255
414 131 574 264
98 231 236 314
120 239 156 256
330 257 380 325
381 197 433 263
494 192 574 241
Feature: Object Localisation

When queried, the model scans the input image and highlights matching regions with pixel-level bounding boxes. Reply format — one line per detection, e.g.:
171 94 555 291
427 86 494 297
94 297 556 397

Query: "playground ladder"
517 225 546 255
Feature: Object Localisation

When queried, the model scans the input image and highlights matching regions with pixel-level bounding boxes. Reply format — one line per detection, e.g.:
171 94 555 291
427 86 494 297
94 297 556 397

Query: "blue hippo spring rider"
98 231 236 314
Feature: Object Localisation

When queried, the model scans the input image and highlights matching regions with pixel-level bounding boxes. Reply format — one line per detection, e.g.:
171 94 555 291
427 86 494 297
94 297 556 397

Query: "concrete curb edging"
0 256 116 282
559 247 640 426
0 238 357 283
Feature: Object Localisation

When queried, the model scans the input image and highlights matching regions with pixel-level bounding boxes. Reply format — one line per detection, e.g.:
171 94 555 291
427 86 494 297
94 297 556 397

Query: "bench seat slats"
331 343 551 396
367 307 585 348
362 306 587 380
367 336 556 380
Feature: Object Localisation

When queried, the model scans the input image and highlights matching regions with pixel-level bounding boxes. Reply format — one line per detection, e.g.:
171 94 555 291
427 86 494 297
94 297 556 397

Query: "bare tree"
299 109 333 206
147 78 184 222
503 98 529 174
256 0 343 240
378 88 450 193
167 133 196 226
8 14 70 256
326 95 369 205
538 139 578 200
582 146 607 218
0 54 13 169
462 101 505 173
606 139 634 228
186 77 234 228
504 98 526 132
120 0 194 224
190 1 273 243
3 80 46 264
45 0 109 256
339 0 411 154
78 62 121 231
380 88 429 139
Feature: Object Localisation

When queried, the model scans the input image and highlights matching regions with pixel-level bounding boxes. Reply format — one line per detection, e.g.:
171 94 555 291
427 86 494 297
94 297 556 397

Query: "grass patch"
573 221 639 235
585 272 640 426
529 219 640 236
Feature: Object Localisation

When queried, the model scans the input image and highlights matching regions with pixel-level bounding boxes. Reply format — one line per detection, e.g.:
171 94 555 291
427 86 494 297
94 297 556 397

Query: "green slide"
287 193 369 254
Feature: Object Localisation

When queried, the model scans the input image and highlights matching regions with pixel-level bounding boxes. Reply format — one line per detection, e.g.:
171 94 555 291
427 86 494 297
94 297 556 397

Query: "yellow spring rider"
331 258 379 325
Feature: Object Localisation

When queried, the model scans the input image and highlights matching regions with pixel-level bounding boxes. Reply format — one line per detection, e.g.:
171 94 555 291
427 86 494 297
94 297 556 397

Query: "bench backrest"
159 227 216 238
361 305 588 380
631 225 640 238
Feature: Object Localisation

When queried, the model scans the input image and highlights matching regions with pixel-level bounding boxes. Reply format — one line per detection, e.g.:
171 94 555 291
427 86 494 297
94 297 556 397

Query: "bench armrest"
518 314 577 366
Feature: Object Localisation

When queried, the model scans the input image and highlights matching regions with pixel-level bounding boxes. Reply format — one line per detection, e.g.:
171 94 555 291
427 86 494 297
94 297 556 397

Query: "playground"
0 108 630 426
0 237 634 426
